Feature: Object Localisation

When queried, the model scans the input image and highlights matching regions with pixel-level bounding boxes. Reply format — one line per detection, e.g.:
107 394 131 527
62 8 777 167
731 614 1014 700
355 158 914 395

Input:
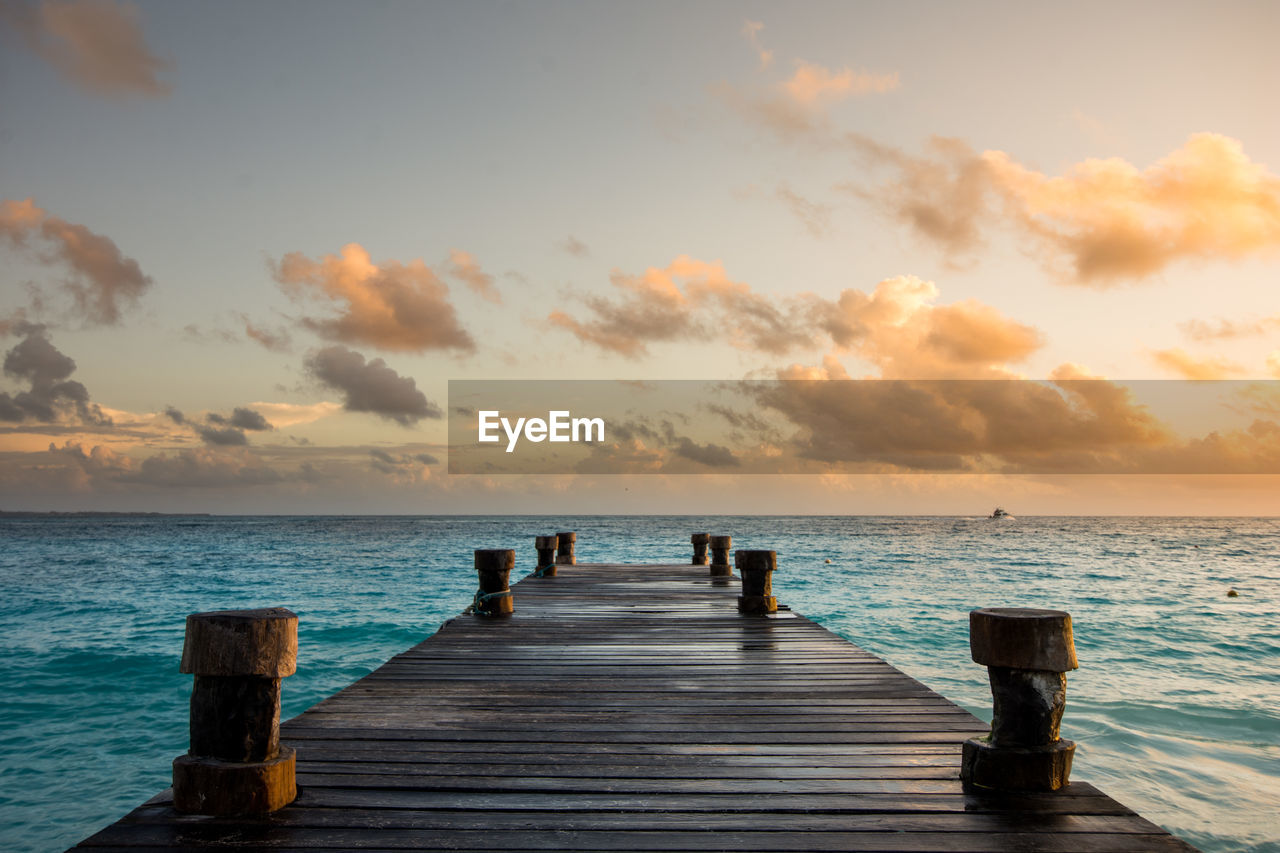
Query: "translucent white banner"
447 379 1280 475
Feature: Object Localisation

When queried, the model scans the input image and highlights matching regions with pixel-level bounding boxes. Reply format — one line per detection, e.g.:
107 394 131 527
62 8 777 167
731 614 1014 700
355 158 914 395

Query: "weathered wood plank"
79 825 1199 851
92 805 1175 834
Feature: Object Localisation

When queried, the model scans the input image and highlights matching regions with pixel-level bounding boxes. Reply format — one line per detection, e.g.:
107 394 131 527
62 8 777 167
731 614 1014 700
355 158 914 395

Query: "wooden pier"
74 560 1197 851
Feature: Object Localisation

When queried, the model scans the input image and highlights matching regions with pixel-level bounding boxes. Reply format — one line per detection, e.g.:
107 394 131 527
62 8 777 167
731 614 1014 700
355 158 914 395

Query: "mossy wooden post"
736 550 777 614
474 549 515 615
172 607 298 815
555 531 576 565
690 532 710 566
534 535 558 577
709 535 732 577
961 607 1079 792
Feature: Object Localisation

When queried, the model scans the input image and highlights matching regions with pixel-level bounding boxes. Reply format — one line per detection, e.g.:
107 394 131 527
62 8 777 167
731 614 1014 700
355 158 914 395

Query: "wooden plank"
79 825 1199 851
100 805 1164 833
69 560 1197 852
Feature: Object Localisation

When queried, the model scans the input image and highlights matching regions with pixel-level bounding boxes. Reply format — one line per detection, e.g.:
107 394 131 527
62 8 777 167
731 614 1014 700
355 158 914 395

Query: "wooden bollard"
172 607 298 815
534 535 558 577
961 607 1079 792
473 549 515 615
690 532 710 565
736 550 777 614
555 531 576 565
709 535 732 576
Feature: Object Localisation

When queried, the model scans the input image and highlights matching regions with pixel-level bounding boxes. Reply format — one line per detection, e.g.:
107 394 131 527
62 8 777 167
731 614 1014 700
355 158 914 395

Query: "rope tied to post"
532 564 556 578
469 587 512 615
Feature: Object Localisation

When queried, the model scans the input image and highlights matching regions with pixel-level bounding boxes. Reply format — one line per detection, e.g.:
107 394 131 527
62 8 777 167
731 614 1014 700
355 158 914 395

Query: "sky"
1 0 1279 514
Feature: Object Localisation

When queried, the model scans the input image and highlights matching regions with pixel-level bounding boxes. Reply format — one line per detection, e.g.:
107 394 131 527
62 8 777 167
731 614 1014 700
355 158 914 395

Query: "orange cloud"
2 0 171 98
1179 315 1280 341
550 260 1041 377
741 20 772 69
850 133 1280 284
1150 348 1244 380
813 276 1042 378
0 197 152 325
782 60 899 105
446 249 501 304
718 33 898 140
273 243 474 353
549 255 813 359
750 378 1182 473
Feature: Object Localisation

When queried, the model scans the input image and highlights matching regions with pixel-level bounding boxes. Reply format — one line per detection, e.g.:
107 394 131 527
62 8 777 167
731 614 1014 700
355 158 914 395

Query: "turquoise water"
1 515 1277 852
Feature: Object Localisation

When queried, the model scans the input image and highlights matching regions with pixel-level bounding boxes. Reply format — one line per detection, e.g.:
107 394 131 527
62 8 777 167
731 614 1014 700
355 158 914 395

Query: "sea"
0 515 1277 853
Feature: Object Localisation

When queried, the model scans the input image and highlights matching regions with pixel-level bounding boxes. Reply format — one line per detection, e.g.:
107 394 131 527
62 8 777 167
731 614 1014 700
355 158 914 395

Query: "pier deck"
75 562 1196 851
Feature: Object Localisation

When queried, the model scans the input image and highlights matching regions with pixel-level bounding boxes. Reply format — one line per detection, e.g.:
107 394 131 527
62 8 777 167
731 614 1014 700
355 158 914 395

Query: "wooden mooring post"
961 607 1079 791
72 540 1197 853
472 548 515 615
555 531 576 565
708 534 732 576
690 532 710 565
735 549 778 614
171 607 297 815
533 534 558 577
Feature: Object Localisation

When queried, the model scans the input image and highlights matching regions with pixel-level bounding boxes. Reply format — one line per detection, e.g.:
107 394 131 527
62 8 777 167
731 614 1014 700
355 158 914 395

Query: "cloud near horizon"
207 406 273 432
755 380 1131 471
369 447 438 485
273 242 475 353
847 133 1280 285
194 405 273 446
1 438 477 505
0 197 153 325
1 0 172 98
305 345 442 426
44 440 283 489
568 415 741 475
741 377 1280 475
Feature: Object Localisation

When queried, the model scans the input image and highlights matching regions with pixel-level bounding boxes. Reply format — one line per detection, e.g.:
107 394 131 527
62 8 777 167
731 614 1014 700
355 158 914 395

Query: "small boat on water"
989 507 1015 519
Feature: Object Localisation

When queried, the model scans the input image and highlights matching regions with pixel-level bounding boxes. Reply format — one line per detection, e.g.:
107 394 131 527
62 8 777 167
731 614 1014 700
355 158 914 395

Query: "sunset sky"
2 0 1279 514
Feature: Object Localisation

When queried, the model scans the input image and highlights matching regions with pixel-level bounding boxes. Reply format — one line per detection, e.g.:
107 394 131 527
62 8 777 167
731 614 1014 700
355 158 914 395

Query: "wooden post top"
969 607 1078 672
180 607 297 677
710 535 732 548
535 535 558 548
475 549 515 572
691 532 710 544
556 531 576 542
734 550 776 573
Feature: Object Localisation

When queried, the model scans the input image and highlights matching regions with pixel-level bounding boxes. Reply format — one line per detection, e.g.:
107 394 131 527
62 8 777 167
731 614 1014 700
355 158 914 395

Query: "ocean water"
0 515 1277 853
